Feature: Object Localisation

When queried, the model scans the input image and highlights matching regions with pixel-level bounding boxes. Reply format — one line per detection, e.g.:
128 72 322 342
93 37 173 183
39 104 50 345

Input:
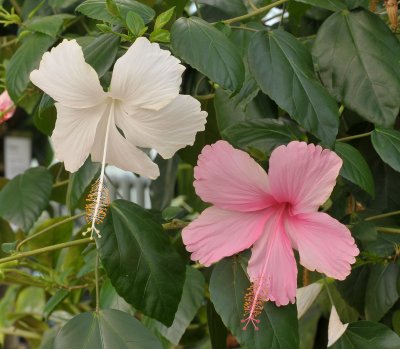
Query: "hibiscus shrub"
1 0 400 348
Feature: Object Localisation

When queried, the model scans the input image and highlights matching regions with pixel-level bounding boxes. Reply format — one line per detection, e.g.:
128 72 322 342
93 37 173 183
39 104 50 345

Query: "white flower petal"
30 39 106 108
296 282 323 319
327 306 349 347
91 110 159 179
52 102 108 172
109 37 185 110
115 95 207 159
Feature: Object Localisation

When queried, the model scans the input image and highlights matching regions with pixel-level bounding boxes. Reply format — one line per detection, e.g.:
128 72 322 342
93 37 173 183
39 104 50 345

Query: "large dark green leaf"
6 33 56 102
199 0 247 17
293 0 347 11
149 266 205 345
171 17 245 92
24 14 75 37
76 0 155 24
0 218 15 258
371 128 400 172
248 30 339 146
313 9 400 127
335 142 374 196
221 119 297 155
365 263 399 322
54 309 163 349
209 257 299 349
98 199 186 326
330 321 400 349
0 167 53 231
82 34 120 77
66 157 100 212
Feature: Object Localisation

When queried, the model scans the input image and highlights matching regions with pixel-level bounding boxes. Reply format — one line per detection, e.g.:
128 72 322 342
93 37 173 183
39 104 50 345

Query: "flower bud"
0 90 16 124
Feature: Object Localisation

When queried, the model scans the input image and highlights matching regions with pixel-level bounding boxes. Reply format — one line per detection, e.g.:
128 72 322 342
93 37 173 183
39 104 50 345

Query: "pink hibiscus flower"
0 90 16 124
182 140 359 330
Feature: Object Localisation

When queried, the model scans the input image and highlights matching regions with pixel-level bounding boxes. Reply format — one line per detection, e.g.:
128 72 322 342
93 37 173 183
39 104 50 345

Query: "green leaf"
335 142 374 196
154 6 175 30
24 14 75 37
33 94 56 135
365 263 400 322
199 0 247 17
98 199 186 326
171 17 245 92
150 29 170 43
6 33 56 102
209 257 299 349
330 321 400 349
54 309 163 349
351 221 377 242
248 29 339 147
82 34 120 77
76 0 155 24
149 266 205 345
207 300 227 349
43 289 69 319
106 0 120 16
125 11 146 37
0 167 53 231
371 128 400 172
222 119 297 155
67 157 100 212
99 279 132 312
0 218 16 258
312 9 400 127
293 0 347 11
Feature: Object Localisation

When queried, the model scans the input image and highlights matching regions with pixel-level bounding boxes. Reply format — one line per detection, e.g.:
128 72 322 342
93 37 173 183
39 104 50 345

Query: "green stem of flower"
0 327 41 340
339 104 345 116
222 0 289 24
0 238 92 265
193 0 203 18
229 25 258 32
337 132 372 142
365 210 400 221
16 213 85 251
376 227 400 234
95 252 100 313
52 179 70 188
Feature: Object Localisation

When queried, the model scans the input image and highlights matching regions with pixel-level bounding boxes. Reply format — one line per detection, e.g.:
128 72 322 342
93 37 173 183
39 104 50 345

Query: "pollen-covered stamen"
84 100 114 239
241 279 268 331
84 178 110 238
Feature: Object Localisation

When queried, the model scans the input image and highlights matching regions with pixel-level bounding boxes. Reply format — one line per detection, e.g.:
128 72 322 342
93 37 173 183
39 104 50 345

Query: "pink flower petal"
285 212 359 280
0 90 16 123
182 206 270 267
247 207 297 307
268 141 342 214
194 141 273 212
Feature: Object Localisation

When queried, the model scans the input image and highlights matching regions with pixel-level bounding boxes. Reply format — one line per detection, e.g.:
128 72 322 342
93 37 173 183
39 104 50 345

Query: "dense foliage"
1 0 400 348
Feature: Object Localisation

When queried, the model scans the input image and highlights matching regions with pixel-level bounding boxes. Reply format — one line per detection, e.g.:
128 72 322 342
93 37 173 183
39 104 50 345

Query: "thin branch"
222 0 289 24
337 132 372 142
365 210 400 221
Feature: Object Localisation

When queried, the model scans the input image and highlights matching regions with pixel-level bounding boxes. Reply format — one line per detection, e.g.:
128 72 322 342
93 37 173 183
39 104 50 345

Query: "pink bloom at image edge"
182 140 359 330
0 90 16 124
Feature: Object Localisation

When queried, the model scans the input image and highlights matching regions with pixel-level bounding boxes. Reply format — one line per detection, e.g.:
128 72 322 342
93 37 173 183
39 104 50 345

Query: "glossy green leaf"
249 29 339 146
313 9 400 127
150 29 170 43
0 167 53 231
125 11 146 37
67 157 100 211
293 0 347 11
54 309 163 349
209 257 299 349
149 266 205 345
154 6 175 30
98 199 186 326
24 14 75 37
82 34 120 77
330 321 400 349
335 142 374 196
171 17 245 92
76 0 155 24
365 263 399 322
34 94 56 135
371 128 400 172
6 33 56 102
222 119 297 154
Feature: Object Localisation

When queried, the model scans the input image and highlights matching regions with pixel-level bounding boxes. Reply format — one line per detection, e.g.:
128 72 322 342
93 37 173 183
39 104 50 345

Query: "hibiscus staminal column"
84 102 114 239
